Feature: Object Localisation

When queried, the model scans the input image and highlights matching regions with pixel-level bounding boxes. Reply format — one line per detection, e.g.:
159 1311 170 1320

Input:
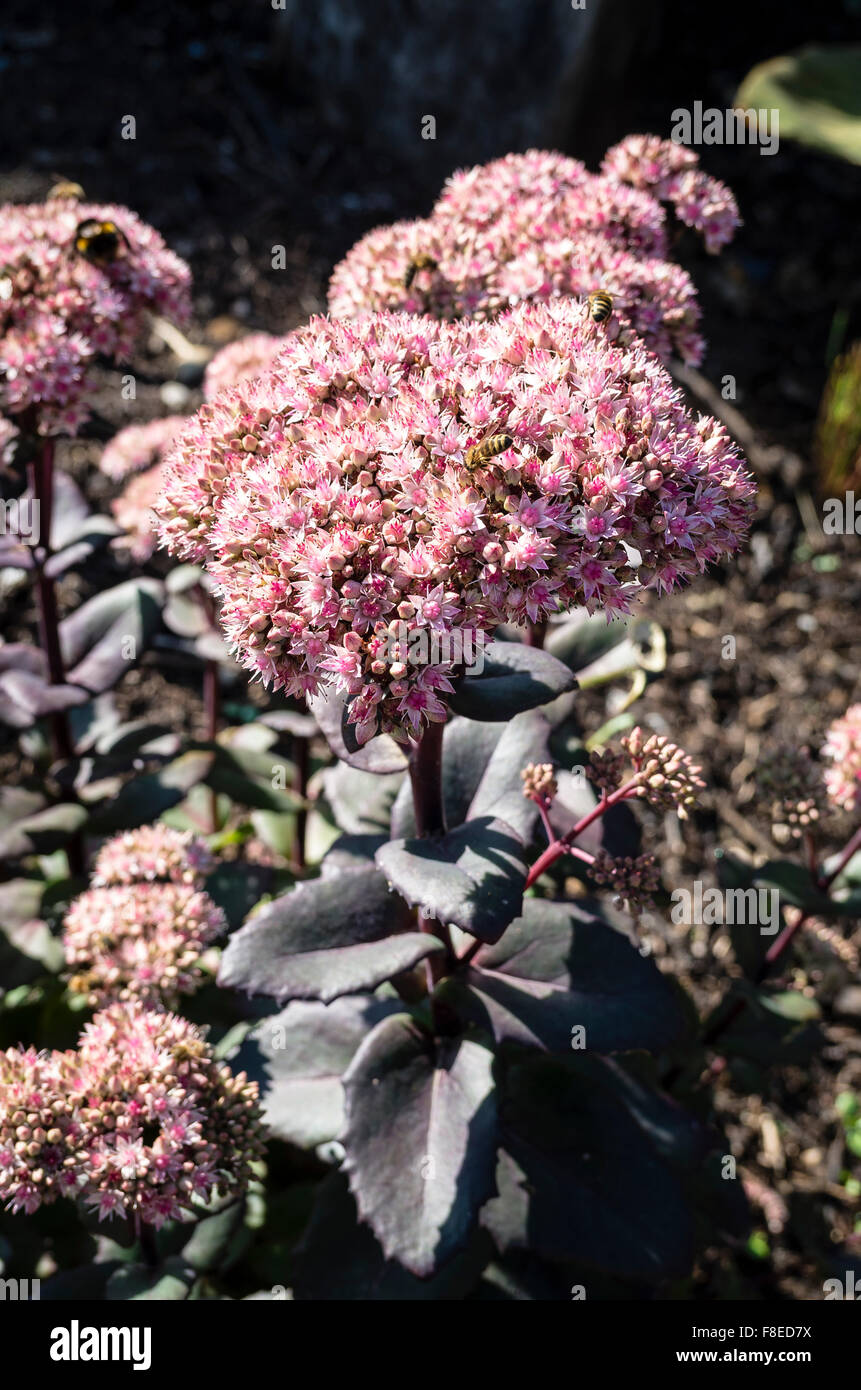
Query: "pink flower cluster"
63 827 224 1006
822 704 861 813
328 140 739 365
0 1005 262 1225
600 135 741 254
102 337 289 560
0 194 190 435
155 301 754 744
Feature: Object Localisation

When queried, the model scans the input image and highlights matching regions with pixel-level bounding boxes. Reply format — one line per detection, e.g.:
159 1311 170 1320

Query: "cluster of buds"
154 302 754 745
586 746 628 798
822 704 861 813
588 849 660 923
328 139 739 366
804 916 859 973
0 190 190 435
0 1005 263 1226
755 747 825 844
621 727 706 819
0 1047 85 1215
63 827 224 1007
521 762 558 806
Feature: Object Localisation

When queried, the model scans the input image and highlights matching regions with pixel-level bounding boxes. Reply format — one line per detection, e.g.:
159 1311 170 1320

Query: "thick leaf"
444 897 686 1054
182 1201 245 1274
342 1013 498 1277
752 859 846 916
322 762 404 835
0 803 88 860
377 816 527 944
449 641 575 721
60 578 164 694
0 878 64 985
309 687 408 774
321 834 388 875
87 751 214 833
251 995 403 1147
0 669 88 727
292 1174 490 1300
481 1052 693 1281
204 861 282 931
46 518 120 579
736 45 861 166
218 864 439 1003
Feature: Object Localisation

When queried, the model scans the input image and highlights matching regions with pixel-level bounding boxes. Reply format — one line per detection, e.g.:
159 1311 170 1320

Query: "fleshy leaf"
449 641 575 721
218 864 439 1003
443 897 686 1054
377 816 528 944
342 1013 498 1277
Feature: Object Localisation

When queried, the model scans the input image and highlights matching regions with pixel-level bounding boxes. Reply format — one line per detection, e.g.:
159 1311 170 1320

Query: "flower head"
601 135 741 253
0 1047 86 1213
92 826 214 888
155 302 753 745
63 882 225 1007
0 195 190 434
621 726 706 819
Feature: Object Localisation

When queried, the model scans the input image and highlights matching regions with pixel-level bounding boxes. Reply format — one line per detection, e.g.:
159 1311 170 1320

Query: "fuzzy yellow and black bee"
49 180 85 201
74 218 126 267
404 253 438 289
586 290 614 324
464 433 514 469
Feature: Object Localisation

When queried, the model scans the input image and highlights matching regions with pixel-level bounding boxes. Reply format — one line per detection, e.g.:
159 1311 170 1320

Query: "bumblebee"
586 290 613 324
74 218 126 266
404 253 438 289
48 180 85 201
465 433 514 469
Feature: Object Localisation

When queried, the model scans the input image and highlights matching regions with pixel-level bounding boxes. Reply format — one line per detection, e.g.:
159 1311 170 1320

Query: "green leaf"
182 1201 245 1274
218 864 439 1002
449 642 575 721
377 816 528 943
736 45 861 166
443 898 687 1054
342 1014 498 1277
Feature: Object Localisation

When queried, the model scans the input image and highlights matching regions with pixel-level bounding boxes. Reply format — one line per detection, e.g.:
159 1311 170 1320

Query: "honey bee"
465 433 514 469
586 290 613 324
404 253 438 289
172 1040 207 1063
48 180 85 201
74 218 127 266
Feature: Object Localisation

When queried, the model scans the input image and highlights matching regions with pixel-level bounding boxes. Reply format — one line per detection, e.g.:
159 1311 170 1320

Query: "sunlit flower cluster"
600 134 741 254
64 828 224 1006
0 1046 85 1215
0 1006 263 1226
155 302 753 744
822 704 861 813
100 415 188 482
0 195 190 434
590 726 706 820
328 140 739 365
91 825 214 887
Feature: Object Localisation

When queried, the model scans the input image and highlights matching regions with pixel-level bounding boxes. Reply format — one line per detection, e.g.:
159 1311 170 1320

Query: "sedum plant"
146 287 756 1288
